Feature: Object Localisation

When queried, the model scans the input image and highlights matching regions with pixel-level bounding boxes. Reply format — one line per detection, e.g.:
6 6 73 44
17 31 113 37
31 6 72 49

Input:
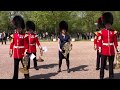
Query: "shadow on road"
30 72 58 79
70 65 89 72
104 72 120 79
30 63 58 69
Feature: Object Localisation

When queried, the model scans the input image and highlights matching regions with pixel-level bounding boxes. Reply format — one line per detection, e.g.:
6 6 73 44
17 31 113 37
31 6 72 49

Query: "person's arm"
114 31 119 52
35 35 42 49
35 35 43 56
58 38 62 52
94 35 97 50
98 32 102 53
24 34 29 56
9 34 14 57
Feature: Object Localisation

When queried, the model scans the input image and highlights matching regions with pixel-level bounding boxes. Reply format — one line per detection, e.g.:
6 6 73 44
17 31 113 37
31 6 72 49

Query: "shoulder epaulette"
94 32 98 35
35 35 38 37
10 34 14 38
98 30 102 34
114 30 118 34
24 34 28 38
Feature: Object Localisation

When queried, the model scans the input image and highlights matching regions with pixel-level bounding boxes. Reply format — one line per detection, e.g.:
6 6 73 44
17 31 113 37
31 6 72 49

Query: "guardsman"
98 12 119 79
25 21 43 70
94 16 108 70
9 15 29 79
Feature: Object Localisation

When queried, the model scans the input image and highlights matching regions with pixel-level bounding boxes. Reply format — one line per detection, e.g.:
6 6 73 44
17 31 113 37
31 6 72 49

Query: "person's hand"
117 49 120 54
59 49 62 52
9 49 13 57
94 46 97 50
40 49 43 56
24 49 28 57
98 49 101 53
39 46 43 55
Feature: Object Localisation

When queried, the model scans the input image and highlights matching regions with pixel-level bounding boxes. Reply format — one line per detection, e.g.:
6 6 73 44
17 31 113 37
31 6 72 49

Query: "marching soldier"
9 15 29 79
94 16 108 70
98 12 119 79
57 21 72 73
25 21 43 70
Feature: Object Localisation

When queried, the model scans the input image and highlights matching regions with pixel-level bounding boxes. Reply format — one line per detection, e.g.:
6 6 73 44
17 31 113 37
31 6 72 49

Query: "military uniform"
25 33 41 70
25 21 42 70
94 16 108 70
10 32 29 79
9 15 29 79
98 12 118 79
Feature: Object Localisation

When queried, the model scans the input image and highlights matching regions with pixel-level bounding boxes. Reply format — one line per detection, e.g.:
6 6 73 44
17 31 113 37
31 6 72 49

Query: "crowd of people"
76 32 94 40
38 32 57 41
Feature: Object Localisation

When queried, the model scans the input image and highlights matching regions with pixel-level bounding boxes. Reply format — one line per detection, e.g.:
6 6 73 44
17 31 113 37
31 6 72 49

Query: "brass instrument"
19 55 29 74
115 52 120 69
62 42 72 58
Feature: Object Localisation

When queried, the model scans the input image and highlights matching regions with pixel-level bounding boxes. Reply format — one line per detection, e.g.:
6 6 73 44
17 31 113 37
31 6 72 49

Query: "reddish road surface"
0 41 120 79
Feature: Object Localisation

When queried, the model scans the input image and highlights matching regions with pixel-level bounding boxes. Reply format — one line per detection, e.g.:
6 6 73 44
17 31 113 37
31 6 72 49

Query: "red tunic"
10 32 27 59
25 33 41 53
98 28 118 56
94 32 101 50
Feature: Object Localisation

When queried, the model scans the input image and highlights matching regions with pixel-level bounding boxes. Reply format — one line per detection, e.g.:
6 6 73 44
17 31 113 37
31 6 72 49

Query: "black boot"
100 77 104 79
57 68 61 73
96 67 100 70
67 69 70 73
34 67 39 70
24 74 30 79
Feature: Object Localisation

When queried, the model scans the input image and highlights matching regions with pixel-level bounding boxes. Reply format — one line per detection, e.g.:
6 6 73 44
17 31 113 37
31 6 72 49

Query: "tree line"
0 11 120 35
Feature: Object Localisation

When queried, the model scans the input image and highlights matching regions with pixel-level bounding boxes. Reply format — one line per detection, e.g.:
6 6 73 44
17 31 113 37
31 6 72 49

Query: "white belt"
103 43 114 46
29 44 36 46
14 46 24 48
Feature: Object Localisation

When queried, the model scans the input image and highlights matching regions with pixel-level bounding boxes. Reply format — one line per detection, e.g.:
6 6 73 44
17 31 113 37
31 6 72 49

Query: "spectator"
1 31 7 45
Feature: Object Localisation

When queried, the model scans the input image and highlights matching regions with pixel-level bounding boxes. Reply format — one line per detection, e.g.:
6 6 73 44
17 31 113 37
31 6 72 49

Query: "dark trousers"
13 58 29 79
96 50 107 69
100 55 114 78
1 38 6 45
59 52 70 69
27 53 37 68
96 50 101 68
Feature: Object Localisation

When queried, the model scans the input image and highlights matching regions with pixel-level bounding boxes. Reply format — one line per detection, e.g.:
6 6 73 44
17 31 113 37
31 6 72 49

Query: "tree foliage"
0 11 120 34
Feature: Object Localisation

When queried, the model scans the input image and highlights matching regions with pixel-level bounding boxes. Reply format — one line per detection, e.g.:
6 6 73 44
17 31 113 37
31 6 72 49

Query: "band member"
94 16 108 70
1 31 7 45
25 21 43 70
58 21 72 73
98 12 119 79
9 15 29 79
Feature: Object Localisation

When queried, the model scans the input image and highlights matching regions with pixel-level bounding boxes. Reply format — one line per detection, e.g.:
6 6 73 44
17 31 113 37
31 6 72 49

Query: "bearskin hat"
26 21 35 31
12 15 25 29
59 21 68 32
102 12 113 25
97 16 104 30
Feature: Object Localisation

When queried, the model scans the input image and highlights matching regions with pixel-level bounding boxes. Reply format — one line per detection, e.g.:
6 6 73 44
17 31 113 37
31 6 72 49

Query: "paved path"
0 41 120 79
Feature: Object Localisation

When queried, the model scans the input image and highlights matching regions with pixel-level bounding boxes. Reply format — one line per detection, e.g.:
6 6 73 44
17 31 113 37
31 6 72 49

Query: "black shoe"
24 74 30 79
105 67 108 70
96 67 100 70
109 77 114 79
109 76 114 79
57 69 61 73
67 69 70 73
100 77 104 79
27 65 30 69
25 77 30 79
34 67 39 70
